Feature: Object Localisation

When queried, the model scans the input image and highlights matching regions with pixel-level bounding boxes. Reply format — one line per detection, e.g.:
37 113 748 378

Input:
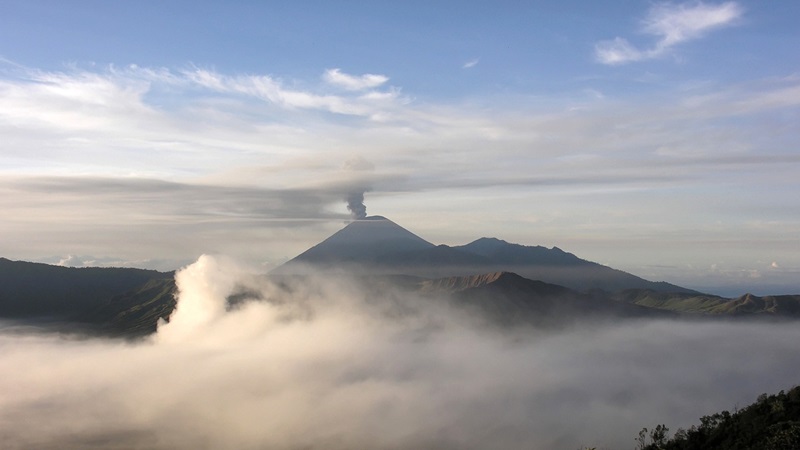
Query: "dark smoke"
347 191 367 219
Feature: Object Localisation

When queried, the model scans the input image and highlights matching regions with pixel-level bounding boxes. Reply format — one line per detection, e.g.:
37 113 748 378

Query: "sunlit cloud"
595 1 743 65
323 68 389 91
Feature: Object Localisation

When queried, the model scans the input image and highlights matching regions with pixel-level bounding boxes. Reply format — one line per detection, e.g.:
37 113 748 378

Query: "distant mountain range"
275 215 696 294
1 216 798 337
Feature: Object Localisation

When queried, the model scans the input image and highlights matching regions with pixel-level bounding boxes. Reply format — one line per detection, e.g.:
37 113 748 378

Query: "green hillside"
88 278 177 338
613 290 800 318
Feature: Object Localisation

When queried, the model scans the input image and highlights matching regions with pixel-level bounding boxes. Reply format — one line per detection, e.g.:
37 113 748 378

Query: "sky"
0 0 798 295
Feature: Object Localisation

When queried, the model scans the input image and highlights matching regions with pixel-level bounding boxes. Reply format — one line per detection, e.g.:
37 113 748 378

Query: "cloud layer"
0 57 799 292
1 255 799 449
595 2 743 64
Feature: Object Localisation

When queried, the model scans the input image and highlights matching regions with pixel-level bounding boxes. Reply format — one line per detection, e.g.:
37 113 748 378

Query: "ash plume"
346 191 367 219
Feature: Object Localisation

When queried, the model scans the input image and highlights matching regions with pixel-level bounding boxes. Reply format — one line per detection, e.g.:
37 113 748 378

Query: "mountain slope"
419 271 672 326
456 237 582 265
88 277 178 337
0 257 172 320
452 237 696 293
275 216 435 272
614 290 800 318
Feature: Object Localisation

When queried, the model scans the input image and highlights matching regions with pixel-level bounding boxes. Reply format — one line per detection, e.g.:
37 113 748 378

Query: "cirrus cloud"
595 1 743 65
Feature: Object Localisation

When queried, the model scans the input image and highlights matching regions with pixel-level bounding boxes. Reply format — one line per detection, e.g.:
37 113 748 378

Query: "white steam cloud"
1 255 799 449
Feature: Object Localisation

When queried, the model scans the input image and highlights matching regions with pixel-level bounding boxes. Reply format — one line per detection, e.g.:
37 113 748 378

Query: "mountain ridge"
0 257 172 320
1 215 797 337
275 216 697 294
1 257 799 338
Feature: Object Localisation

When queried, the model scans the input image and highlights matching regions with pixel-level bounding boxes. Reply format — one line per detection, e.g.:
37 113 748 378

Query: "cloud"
0 61 799 291
55 255 96 267
2 255 800 449
323 68 389 91
0 175 370 269
594 37 649 65
342 155 375 172
463 58 479 69
185 68 398 118
595 1 743 65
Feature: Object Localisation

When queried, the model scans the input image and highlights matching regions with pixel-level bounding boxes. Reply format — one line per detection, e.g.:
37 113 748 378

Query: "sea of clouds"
1 255 799 449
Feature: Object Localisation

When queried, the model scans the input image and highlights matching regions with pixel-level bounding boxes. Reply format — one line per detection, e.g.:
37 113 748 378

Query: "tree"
649 424 669 448
635 427 648 450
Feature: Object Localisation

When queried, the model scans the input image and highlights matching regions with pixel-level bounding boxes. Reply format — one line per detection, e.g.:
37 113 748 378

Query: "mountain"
0 257 173 321
453 237 696 293
419 272 671 327
1 216 795 338
1 255 798 339
613 290 800 318
86 277 177 337
274 216 436 273
276 217 697 294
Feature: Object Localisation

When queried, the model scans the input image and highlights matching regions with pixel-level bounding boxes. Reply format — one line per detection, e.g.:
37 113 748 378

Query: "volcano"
274 216 698 294
274 216 436 272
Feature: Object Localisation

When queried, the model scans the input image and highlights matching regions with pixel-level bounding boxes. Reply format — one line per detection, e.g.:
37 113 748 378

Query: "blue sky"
0 1 798 295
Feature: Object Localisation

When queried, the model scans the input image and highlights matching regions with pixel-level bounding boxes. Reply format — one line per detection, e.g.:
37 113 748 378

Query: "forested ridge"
636 385 800 450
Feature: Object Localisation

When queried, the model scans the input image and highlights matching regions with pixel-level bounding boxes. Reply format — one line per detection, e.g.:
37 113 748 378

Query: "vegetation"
89 278 177 337
613 289 800 318
637 386 800 450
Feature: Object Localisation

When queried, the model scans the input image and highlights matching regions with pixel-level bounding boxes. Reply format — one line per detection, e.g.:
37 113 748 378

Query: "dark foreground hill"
276 216 697 294
0 257 175 337
635 385 800 450
0 257 172 319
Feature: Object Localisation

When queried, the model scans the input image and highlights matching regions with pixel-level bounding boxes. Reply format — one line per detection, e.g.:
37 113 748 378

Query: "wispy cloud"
323 68 389 91
462 58 479 69
186 68 400 118
595 1 743 65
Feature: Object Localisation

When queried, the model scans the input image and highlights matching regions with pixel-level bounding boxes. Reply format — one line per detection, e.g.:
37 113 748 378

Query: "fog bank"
1 255 798 449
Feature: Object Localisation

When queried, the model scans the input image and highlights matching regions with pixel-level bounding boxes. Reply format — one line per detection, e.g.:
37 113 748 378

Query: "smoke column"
347 191 367 219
